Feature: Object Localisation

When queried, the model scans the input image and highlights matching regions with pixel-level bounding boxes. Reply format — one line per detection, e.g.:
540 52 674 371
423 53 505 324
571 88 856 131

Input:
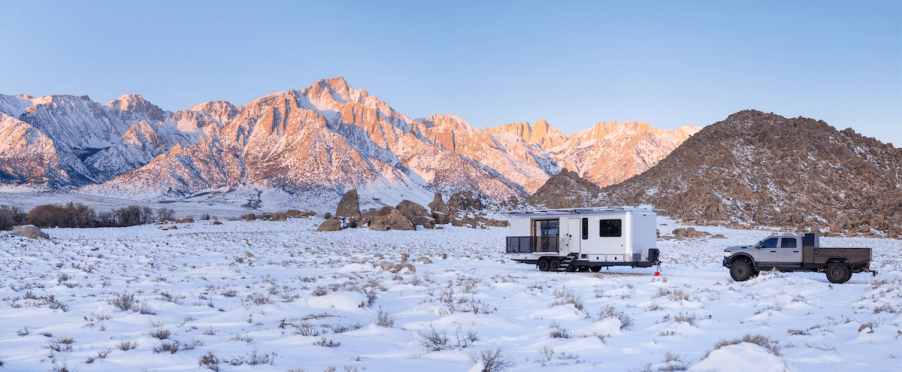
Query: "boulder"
317 218 343 232
8 225 50 239
212 221 222 225
483 218 509 227
416 257 433 264
447 191 484 211
435 253 448 260
373 253 384 259
396 200 436 229
245 213 256 221
369 209 415 231
399 253 409 262
181 217 194 223
379 261 393 271
428 193 452 225
401 264 416 273
336 189 361 218
286 209 315 218
368 218 390 231
362 206 394 219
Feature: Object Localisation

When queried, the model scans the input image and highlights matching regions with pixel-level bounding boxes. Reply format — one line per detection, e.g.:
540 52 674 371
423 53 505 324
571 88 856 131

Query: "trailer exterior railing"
506 236 559 254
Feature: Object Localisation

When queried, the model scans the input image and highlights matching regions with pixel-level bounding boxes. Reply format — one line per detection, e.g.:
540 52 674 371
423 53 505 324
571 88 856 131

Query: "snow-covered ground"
0 217 899 372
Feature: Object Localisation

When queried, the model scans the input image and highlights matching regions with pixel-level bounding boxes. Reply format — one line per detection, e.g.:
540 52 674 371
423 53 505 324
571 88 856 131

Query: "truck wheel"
730 260 752 282
590 266 601 272
538 258 550 272
826 263 849 284
549 259 561 271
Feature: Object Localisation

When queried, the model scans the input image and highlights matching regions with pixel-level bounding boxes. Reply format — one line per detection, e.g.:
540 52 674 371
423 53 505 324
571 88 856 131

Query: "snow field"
0 217 899 372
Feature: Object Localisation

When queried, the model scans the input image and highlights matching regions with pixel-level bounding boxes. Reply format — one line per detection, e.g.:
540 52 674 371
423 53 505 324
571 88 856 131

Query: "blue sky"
1 0 900 145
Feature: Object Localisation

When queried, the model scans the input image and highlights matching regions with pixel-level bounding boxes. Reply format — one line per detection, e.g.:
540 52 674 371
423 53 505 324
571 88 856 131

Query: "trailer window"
581 218 588 240
539 220 559 237
599 219 622 237
780 238 797 248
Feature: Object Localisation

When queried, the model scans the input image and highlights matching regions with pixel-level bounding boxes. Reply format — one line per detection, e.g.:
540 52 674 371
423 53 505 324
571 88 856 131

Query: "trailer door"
568 218 581 255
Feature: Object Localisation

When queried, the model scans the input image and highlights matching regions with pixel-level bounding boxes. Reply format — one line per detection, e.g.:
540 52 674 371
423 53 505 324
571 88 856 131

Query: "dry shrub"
199 351 221 371
375 309 396 328
598 305 633 330
468 348 514 372
706 334 781 358
415 323 450 351
118 339 139 351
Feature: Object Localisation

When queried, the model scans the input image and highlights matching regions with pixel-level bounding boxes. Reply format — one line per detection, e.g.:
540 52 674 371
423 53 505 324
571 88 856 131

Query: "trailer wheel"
590 266 601 273
826 263 849 284
549 259 561 271
537 258 551 272
730 260 752 282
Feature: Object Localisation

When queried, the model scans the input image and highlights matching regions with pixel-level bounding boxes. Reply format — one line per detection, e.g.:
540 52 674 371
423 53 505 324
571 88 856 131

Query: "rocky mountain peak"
106 94 167 122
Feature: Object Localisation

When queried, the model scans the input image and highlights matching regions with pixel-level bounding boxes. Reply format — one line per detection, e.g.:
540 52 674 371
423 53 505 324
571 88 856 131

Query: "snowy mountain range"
0 77 699 207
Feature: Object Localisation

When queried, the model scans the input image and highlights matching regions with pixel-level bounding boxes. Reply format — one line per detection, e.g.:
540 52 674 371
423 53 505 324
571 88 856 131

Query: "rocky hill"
598 110 902 237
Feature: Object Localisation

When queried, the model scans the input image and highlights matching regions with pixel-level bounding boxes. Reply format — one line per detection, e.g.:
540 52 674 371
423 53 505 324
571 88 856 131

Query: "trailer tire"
538 258 551 272
549 259 561 271
826 263 849 284
590 266 601 272
730 260 752 282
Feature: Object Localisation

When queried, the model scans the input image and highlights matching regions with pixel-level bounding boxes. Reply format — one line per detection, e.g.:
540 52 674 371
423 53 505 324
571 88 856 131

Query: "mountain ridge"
0 77 700 211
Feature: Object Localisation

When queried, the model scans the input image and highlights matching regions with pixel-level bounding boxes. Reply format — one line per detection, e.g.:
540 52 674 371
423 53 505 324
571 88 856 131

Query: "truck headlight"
724 252 732 257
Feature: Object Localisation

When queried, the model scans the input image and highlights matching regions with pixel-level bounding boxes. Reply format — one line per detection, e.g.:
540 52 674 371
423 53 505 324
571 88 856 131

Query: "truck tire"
549 259 561 271
730 260 752 282
826 263 849 284
538 258 550 272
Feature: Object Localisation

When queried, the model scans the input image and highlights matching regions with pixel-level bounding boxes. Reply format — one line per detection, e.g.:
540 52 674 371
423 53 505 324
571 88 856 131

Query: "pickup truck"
723 233 876 283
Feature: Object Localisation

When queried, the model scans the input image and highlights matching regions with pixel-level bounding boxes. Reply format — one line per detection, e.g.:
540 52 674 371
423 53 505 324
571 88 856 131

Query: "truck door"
756 237 779 265
778 237 802 265
567 218 581 255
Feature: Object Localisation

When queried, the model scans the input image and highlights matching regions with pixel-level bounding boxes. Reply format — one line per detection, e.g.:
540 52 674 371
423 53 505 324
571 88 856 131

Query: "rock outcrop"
396 200 435 229
447 190 484 211
335 189 361 218
428 193 452 224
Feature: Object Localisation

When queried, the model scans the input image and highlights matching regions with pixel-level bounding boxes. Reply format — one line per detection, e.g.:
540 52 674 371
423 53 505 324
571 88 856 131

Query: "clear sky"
1 0 900 145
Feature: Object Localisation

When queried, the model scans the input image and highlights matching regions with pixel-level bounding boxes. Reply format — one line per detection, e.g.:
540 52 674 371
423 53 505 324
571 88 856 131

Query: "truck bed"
802 246 871 268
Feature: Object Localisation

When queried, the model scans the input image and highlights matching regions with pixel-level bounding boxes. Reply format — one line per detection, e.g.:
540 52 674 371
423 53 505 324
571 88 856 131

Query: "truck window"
760 238 778 248
780 238 797 248
581 218 588 240
599 219 622 237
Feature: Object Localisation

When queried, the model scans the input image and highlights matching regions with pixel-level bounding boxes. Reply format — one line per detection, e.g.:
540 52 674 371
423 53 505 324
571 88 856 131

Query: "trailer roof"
504 207 661 216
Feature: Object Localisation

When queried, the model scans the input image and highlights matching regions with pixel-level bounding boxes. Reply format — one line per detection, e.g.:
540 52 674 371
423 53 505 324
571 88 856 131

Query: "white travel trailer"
504 207 661 272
